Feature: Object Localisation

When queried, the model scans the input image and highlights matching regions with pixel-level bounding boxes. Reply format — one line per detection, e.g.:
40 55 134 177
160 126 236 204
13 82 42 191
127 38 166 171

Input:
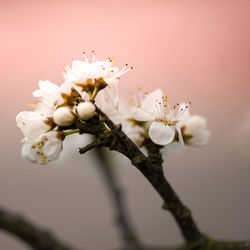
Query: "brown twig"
76 106 250 249
94 147 141 249
0 207 77 250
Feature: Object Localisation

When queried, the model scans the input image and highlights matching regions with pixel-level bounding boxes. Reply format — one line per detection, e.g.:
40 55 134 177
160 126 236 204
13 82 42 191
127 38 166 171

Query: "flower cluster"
16 52 210 165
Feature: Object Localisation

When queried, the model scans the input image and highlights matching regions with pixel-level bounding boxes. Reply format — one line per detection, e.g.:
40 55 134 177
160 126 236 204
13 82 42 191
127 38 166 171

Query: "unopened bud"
53 107 75 126
76 102 96 120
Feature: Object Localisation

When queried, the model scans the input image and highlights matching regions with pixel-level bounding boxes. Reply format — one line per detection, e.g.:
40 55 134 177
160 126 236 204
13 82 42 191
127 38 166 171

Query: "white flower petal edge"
95 85 119 115
132 88 189 145
132 88 163 121
123 121 145 146
181 115 211 146
21 131 63 164
16 111 51 140
149 121 175 146
161 141 185 163
62 54 131 90
32 80 63 116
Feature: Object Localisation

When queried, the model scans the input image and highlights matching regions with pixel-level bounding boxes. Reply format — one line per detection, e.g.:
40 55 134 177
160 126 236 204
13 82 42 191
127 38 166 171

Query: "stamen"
119 65 130 73
27 104 38 108
163 94 168 122
82 51 89 63
115 67 131 77
130 92 136 106
92 50 96 62
110 56 114 66
137 88 143 104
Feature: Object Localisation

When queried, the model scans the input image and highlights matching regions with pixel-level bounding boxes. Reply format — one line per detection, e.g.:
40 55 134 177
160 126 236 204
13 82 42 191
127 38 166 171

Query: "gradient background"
1 0 250 249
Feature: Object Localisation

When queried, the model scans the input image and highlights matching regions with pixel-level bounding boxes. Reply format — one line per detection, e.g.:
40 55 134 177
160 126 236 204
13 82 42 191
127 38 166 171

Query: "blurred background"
0 0 250 249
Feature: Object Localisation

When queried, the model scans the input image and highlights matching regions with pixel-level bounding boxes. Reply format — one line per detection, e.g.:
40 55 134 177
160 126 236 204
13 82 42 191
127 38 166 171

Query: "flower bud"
182 115 211 146
53 107 75 126
76 102 96 120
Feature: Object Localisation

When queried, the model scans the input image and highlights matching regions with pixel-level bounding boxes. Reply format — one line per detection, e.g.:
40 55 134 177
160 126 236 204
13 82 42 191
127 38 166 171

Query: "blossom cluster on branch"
16 52 210 164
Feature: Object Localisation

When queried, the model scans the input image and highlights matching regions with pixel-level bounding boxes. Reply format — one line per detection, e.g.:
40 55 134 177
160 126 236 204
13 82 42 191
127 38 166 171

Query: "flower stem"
63 129 80 137
90 86 100 102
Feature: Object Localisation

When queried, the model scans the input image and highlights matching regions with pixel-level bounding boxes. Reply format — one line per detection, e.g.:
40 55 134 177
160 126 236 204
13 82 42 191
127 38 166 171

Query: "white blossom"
32 80 63 116
132 89 189 146
21 131 63 164
61 53 131 94
16 111 51 140
76 102 96 120
53 107 75 126
180 115 211 146
122 119 145 146
16 52 210 166
95 85 119 115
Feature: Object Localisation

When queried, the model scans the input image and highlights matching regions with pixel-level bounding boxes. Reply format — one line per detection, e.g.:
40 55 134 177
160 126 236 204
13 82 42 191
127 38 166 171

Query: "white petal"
176 125 185 146
149 121 175 146
131 107 154 121
60 81 75 94
95 85 119 113
23 119 50 140
16 111 50 139
184 115 207 134
189 130 211 146
141 88 163 116
21 132 63 164
161 141 185 162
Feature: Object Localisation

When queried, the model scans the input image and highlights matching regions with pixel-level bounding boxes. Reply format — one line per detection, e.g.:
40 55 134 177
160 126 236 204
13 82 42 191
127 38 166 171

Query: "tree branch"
76 106 250 249
79 140 102 154
0 207 77 250
90 108 204 244
94 147 141 249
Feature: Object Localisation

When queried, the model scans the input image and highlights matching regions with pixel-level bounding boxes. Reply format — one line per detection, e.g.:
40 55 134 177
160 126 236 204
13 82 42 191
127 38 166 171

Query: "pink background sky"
0 1 250 249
